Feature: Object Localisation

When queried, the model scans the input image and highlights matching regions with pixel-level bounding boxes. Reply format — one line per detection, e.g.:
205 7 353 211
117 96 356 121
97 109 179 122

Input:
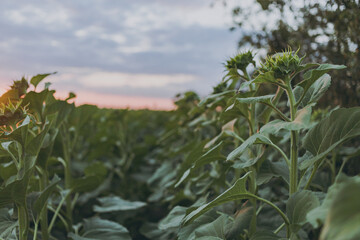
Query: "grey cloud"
0 0 240 100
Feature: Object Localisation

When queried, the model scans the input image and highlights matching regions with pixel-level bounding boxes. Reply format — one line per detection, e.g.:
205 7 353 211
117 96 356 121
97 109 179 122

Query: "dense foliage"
0 49 359 240
228 0 360 107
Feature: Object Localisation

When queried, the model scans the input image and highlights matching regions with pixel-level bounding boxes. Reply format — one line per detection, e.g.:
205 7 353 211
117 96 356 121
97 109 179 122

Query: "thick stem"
286 84 299 195
242 69 258 234
244 69 256 135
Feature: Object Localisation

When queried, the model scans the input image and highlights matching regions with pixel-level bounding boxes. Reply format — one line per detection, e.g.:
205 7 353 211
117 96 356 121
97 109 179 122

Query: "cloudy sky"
0 0 245 109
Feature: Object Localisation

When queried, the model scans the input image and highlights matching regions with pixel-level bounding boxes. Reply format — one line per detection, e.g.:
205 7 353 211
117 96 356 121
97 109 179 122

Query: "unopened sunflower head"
0 100 27 128
259 48 304 80
225 51 256 74
11 77 29 98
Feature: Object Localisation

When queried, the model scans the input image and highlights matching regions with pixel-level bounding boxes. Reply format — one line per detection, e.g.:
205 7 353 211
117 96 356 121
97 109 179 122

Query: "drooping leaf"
159 206 187 230
183 172 255 224
178 210 219 240
22 90 53 119
300 107 360 170
195 214 228 239
93 195 146 213
297 64 346 98
294 74 331 107
260 106 312 135
30 72 56 88
286 190 319 233
68 217 131 240
293 63 319 76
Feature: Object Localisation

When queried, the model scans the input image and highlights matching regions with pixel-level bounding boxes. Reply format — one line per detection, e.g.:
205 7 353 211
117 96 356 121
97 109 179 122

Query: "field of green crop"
0 50 359 240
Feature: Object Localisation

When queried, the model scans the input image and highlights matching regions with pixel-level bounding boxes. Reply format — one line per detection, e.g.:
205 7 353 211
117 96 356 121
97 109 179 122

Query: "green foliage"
0 47 358 240
229 0 360 107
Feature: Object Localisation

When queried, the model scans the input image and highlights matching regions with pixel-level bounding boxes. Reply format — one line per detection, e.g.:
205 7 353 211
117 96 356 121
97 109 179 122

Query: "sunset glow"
55 90 176 110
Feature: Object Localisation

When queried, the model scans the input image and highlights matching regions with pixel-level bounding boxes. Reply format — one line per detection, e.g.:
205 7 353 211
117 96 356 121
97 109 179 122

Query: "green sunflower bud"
225 51 256 73
259 48 303 81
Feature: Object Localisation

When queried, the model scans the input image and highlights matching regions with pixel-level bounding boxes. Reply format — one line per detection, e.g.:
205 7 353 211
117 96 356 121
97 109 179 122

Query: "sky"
0 0 245 109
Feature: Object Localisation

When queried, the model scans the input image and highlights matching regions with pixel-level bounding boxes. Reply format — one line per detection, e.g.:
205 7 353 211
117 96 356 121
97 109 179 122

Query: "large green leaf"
286 190 319 233
260 106 312 135
22 90 54 120
300 107 360 170
294 74 331 107
68 217 131 240
319 175 360 240
297 64 346 96
178 211 219 240
183 172 255 224
159 206 187 230
194 214 228 239
307 174 360 240
93 195 146 213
